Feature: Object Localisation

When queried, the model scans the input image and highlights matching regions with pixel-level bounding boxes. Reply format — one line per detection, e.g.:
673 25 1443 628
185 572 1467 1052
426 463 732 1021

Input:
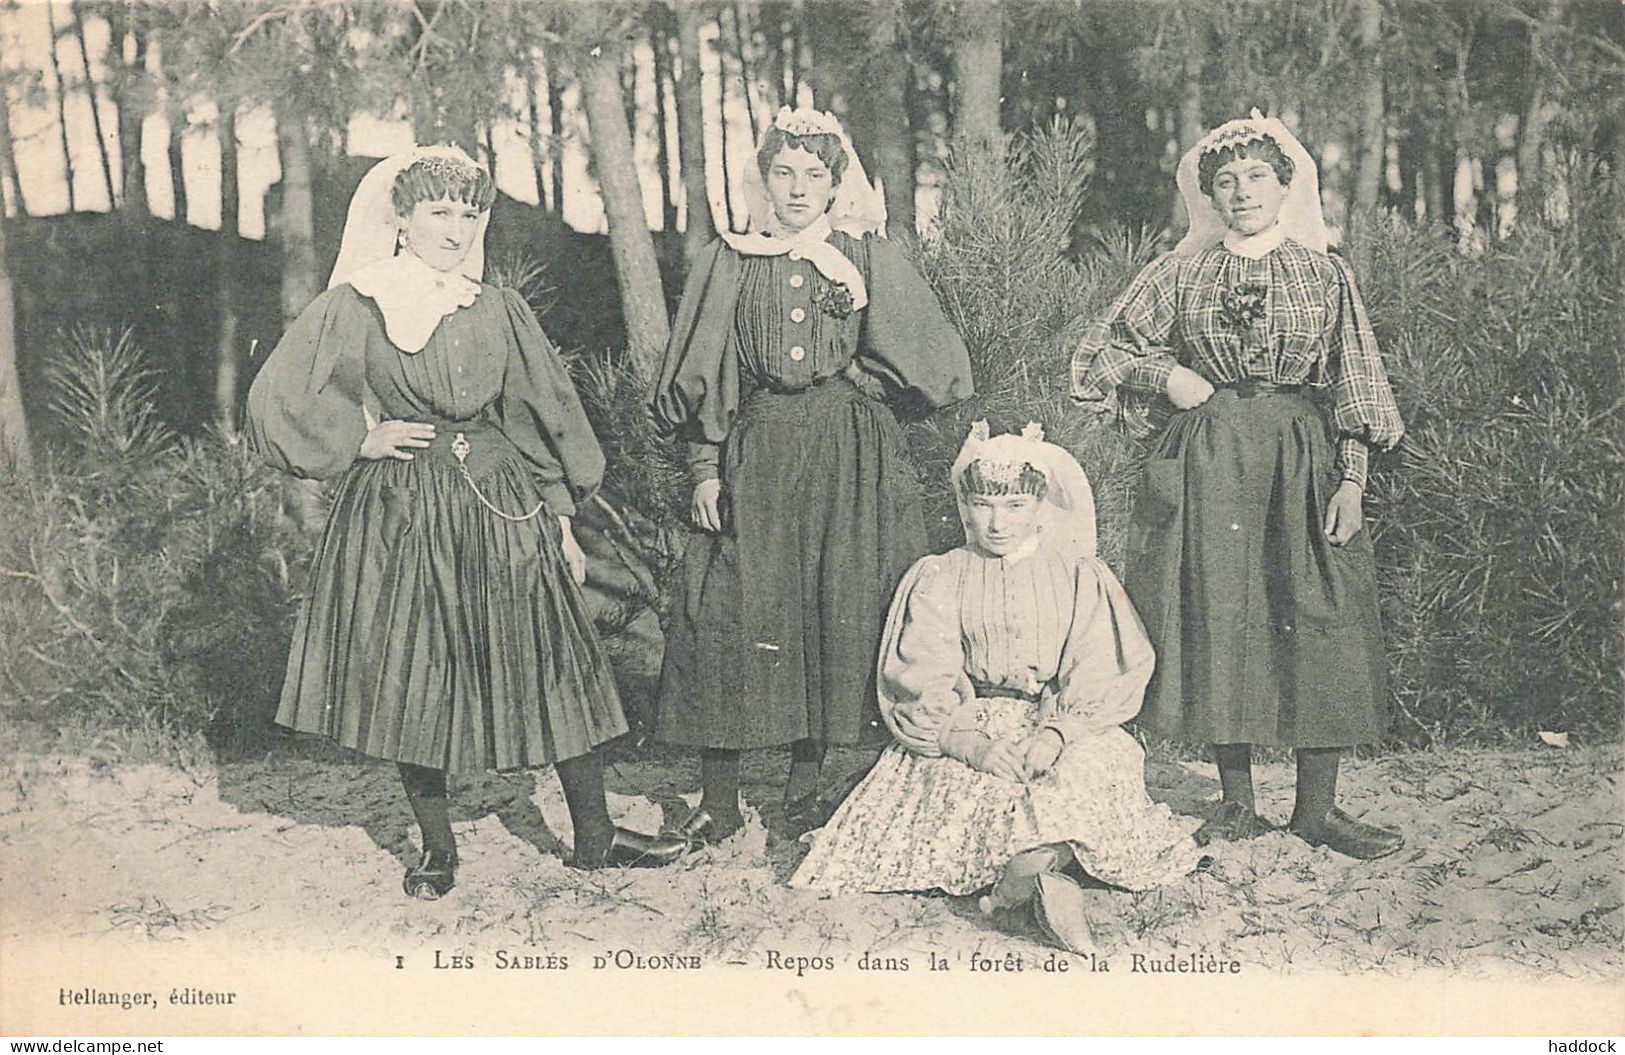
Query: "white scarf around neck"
719 214 869 310
1222 224 1286 259
347 251 481 354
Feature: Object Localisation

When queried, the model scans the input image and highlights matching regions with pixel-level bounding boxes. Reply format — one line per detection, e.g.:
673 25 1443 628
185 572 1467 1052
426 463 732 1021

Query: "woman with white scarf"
649 107 974 845
1072 112 1406 860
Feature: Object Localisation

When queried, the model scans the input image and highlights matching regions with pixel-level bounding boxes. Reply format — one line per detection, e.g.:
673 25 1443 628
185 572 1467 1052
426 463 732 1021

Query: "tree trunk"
1437 147 1458 231
0 217 30 474
169 106 188 224
215 106 241 431
717 11 737 232
0 74 25 214
950 0 1004 168
275 108 319 327
1172 9 1204 227
70 1 115 209
527 60 550 210
546 43 567 218
1393 126 1420 218
650 2 678 234
873 19 917 237
45 0 78 213
673 0 715 259
1515 0 1560 225
758 0 785 109
1351 0 1386 216
1422 144 1443 226
110 14 146 216
581 41 671 380
727 3 762 147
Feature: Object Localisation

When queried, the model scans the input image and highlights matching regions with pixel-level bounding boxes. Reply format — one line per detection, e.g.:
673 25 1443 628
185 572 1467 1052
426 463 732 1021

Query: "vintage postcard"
0 0 1619 1039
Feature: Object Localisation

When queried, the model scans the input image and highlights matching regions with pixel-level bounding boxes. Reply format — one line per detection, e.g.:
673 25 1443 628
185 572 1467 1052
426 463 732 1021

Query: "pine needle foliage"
1350 170 1624 743
46 326 174 469
910 118 1159 567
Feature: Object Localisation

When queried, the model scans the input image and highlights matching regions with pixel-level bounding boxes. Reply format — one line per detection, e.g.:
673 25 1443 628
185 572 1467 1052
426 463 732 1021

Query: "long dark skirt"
1126 389 1387 748
657 377 927 749
274 420 629 774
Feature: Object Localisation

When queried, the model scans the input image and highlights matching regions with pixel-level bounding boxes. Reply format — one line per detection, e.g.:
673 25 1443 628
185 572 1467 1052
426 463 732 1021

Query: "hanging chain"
450 433 548 522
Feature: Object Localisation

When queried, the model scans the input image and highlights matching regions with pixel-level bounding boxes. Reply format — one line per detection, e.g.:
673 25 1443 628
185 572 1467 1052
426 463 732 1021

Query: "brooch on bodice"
1220 283 1269 329
811 282 856 319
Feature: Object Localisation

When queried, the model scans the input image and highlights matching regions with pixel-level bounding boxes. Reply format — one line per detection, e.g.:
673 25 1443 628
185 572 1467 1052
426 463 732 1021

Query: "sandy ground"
1 738 1618 981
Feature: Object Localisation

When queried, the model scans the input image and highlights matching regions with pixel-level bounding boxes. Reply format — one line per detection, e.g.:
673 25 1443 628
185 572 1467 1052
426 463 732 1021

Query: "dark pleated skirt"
1126 389 1387 748
274 420 628 773
657 377 927 749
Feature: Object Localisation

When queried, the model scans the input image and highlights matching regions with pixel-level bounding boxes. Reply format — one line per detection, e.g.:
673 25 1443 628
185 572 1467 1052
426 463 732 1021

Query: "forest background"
0 0 1620 768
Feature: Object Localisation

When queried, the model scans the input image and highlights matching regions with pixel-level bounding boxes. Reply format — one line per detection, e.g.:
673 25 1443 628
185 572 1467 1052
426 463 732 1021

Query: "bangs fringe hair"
392 157 498 215
1197 134 1295 196
756 128 848 185
958 461 1049 499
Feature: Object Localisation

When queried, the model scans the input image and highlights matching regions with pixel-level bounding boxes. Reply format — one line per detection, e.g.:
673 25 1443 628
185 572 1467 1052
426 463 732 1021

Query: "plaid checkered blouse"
1070 240 1403 489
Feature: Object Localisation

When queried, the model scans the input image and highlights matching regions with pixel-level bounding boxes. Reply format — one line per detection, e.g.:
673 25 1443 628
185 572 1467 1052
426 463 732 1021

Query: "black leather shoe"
1290 807 1404 860
669 806 744 848
576 826 687 870
403 849 457 900
782 793 833 840
1195 801 1278 845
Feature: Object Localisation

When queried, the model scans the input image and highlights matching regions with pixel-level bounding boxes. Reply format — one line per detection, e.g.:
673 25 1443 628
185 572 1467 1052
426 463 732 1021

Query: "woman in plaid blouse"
1071 113 1405 860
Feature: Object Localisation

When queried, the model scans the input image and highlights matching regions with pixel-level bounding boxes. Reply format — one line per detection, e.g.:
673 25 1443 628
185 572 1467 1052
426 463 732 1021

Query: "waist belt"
1211 380 1304 398
970 679 1046 703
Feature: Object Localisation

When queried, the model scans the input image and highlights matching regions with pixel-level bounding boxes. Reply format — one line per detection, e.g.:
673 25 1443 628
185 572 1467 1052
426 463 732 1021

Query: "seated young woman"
790 421 1204 946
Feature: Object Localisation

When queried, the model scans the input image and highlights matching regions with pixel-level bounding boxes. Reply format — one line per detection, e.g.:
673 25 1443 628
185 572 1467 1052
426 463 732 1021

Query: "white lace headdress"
1174 109 1330 256
326 145 492 354
950 420 1098 558
720 106 888 309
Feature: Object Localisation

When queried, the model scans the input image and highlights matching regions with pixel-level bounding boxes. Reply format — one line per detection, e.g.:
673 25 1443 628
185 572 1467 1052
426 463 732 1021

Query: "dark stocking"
398 762 455 857
699 747 744 823
1289 747 1341 834
784 738 826 803
556 752 616 863
1213 743 1256 812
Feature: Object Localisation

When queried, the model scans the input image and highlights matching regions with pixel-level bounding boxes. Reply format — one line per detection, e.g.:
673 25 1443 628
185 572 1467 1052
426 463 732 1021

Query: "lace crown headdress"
950 420 1098 557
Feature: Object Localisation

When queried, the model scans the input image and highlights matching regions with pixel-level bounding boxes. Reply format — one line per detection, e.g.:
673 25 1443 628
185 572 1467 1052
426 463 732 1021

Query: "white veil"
737 106 888 238
1174 109 1330 256
327 144 491 289
950 421 1098 559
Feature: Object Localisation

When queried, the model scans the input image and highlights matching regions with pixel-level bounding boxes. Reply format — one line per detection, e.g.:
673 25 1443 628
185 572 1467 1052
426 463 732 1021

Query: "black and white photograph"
0 0 1619 1039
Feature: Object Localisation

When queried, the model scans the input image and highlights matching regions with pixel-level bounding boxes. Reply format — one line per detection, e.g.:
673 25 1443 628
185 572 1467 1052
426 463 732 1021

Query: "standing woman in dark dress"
649 107 973 843
1071 112 1406 859
247 147 684 899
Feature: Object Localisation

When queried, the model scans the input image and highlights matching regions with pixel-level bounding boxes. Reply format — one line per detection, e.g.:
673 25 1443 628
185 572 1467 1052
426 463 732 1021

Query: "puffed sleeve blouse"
245 284 603 516
1069 240 1403 490
649 232 974 481
875 544 1156 756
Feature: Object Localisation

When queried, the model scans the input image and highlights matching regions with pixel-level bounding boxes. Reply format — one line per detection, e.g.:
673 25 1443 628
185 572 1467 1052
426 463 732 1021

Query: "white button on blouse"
789 345 806 362
790 307 806 323
789 274 805 289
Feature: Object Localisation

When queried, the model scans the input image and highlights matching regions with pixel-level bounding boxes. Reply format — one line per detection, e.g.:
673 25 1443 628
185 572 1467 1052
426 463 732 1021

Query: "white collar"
718 213 869 310
347 252 481 354
1223 224 1286 259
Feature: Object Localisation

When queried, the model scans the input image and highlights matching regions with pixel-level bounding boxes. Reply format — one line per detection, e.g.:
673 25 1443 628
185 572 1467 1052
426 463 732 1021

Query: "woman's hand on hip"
558 516 587 584
691 478 724 532
359 420 436 461
1166 366 1215 410
1323 480 1365 545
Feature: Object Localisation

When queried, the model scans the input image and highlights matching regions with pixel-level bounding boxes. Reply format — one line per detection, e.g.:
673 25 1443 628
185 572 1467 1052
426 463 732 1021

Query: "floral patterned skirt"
790 698 1203 896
